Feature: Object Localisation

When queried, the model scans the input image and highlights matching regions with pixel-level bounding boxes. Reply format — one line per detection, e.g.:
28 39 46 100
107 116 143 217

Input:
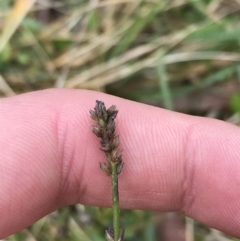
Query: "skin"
0 89 240 238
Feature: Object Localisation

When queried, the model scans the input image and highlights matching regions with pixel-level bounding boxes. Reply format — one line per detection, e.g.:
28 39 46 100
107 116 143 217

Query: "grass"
1 0 240 240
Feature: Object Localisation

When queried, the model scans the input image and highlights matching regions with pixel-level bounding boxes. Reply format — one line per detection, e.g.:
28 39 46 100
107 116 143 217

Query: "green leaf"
230 93 240 113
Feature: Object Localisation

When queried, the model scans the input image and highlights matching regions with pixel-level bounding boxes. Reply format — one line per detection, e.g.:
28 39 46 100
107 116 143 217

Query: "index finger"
0 89 240 238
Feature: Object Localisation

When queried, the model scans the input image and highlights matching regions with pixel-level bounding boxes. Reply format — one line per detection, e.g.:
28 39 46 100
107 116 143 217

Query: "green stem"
111 161 120 241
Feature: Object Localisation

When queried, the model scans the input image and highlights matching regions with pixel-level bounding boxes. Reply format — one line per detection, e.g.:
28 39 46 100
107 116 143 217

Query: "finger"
0 89 240 238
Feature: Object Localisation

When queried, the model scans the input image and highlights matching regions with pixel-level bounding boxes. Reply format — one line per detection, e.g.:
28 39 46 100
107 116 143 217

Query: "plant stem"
90 101 123 241
111 161 120 241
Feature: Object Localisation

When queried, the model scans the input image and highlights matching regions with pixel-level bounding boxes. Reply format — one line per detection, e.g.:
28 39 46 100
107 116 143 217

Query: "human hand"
1 89 240 238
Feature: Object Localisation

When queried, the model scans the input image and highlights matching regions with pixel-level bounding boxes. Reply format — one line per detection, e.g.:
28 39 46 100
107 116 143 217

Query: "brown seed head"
90 100 123 176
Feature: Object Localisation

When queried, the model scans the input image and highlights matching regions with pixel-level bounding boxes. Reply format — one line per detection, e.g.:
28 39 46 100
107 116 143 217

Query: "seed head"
90 100 123 176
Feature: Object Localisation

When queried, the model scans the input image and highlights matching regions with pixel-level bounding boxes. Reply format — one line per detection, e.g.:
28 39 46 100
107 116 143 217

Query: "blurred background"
1 0 240 240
